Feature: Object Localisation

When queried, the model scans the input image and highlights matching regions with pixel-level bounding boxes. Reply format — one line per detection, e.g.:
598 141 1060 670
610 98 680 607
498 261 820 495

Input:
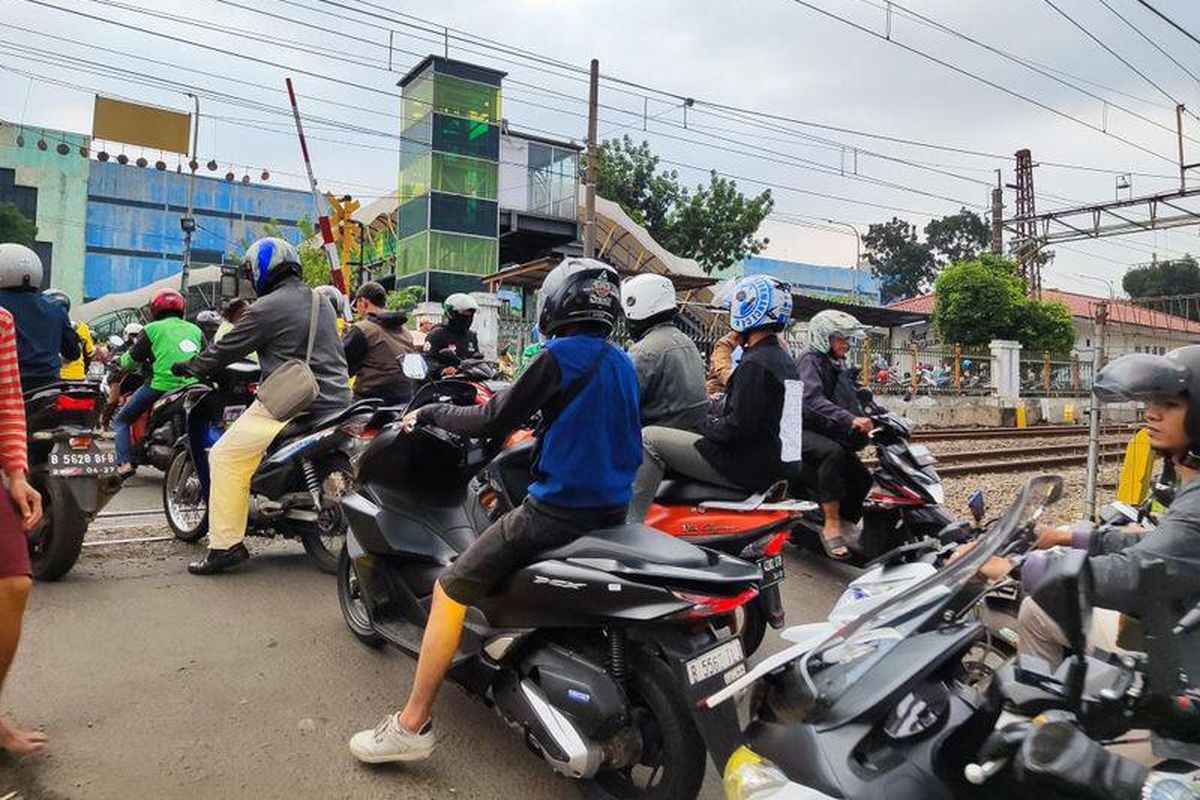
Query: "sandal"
819 533 851 561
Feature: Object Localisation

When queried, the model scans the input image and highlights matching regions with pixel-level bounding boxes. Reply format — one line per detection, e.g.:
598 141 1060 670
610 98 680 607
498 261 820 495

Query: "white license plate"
685 638 745 686
48 446 118 475
759 554 785 586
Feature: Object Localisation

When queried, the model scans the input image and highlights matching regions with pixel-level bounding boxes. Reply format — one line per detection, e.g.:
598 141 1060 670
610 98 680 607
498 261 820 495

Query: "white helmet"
620 274 676 322
122 322 144 340
0 243 43 290
443 293 479 315
808 309 868 353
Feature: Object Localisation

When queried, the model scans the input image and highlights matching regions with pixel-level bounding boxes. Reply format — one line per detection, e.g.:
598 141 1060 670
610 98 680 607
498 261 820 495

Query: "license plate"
48 444 118 476
685 638 745 687
759 554 785 587
222 405 246 426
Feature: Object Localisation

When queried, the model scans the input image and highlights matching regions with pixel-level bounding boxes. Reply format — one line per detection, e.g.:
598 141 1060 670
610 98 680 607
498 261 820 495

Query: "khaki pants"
1016 596 1122 668
207 401 287 550
628 426 741 522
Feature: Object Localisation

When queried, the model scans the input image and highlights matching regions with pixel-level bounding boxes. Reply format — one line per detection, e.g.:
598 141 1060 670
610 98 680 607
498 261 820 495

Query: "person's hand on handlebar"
399 409 420 433
851 416 874 436
171 360 195 377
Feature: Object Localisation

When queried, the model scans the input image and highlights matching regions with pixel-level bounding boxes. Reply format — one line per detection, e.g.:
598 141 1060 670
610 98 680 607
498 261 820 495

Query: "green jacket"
120 316 204 391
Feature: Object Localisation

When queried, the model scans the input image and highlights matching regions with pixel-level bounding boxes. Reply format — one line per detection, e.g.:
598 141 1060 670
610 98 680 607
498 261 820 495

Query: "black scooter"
337 375 762 800
24 382 121 580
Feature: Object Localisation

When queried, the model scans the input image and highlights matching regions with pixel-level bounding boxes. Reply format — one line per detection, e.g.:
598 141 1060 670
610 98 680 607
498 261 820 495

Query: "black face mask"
447 313 473 333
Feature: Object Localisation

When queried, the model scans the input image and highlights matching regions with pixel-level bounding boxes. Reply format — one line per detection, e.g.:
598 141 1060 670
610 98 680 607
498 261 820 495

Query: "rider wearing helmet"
113 289 203 478
628 274 802 521
43 289 94 382
349 258 641 765
424 292 481 375
0 244 80 391
194 309 221 345
314 284 349 335
796 308 874 560
1011 346 1200 667
175 237 350 575
620 273 707 431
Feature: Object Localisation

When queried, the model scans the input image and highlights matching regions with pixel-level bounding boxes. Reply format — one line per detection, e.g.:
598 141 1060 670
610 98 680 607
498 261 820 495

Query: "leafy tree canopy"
593 136 773 274
924 208 990 266
1122 256 1200 298
863 217 936 304
0 202 36 246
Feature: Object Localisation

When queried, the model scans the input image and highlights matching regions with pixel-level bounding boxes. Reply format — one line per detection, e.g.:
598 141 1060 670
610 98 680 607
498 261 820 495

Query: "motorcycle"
698 476 1200 799
338 368 763 800
160 361 378 573
24 382 121 580
790 387 962 564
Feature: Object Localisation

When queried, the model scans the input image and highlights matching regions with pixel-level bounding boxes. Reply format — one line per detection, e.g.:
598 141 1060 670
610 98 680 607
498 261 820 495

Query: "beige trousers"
207 401 287 550
1016 596 1122 668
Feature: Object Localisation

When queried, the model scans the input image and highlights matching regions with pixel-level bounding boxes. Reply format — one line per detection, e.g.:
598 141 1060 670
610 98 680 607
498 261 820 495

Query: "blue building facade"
740 255 881 304
84 162 313 300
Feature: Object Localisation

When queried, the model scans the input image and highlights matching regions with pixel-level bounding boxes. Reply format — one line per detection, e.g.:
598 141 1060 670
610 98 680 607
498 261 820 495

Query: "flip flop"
819 533 851 561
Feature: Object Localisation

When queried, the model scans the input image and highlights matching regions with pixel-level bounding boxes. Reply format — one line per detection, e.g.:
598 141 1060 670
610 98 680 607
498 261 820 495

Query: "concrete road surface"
0 472 851 799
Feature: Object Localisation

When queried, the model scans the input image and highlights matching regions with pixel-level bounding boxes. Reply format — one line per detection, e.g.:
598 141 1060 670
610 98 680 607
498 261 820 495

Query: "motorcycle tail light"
763 532 788 557
56 395 95 412
671 587 758 620
68 435 92 450
478 486 499 514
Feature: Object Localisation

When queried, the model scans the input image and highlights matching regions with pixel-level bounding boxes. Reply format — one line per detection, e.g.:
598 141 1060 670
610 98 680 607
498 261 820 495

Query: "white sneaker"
349 714 434 764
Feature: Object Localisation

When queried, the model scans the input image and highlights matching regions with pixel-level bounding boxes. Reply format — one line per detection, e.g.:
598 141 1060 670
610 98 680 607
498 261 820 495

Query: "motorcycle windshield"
801 475 1062 707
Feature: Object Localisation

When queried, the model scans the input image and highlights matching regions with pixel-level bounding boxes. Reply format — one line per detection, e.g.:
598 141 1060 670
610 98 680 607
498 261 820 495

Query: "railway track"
914 424 1130 441
934 445 1127 477
866 438 1126 469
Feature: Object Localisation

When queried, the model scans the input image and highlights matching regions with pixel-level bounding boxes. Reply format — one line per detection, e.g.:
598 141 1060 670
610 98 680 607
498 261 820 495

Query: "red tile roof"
887 288 1200 334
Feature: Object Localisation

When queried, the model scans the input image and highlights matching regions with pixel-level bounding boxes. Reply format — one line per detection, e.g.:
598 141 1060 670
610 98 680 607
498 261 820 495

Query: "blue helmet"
242 237 301 296
729 275 793 333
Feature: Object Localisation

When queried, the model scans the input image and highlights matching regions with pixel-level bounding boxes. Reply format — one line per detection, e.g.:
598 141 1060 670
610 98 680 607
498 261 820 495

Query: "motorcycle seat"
539 523 714 569
274 400 380 443
654 479 751 506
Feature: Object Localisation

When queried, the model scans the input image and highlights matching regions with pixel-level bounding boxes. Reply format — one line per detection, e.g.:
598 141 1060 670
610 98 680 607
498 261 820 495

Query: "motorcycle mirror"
400 353 428 381
967 490 986 523
1030 550 1093 707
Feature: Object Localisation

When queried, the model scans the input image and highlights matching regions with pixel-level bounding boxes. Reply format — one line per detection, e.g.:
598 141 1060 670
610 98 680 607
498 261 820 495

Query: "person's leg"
113 385 161 469
1017 596 1070 668
397 581 467 733
0 575 43 754
839 452 873 524
628 426 740 522
802 431 854 557
190 401 286 574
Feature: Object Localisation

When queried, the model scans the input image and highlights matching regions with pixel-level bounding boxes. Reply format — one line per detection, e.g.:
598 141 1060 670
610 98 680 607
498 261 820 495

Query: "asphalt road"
0 469 852 800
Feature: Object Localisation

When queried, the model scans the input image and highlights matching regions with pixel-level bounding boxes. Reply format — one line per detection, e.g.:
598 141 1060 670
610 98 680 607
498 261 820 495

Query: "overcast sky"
4 0 1200 296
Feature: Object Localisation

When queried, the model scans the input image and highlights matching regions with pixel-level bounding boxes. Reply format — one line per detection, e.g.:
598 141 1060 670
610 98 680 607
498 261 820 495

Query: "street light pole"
825 219 862 301
1074 273 1116 299
179 93 200 309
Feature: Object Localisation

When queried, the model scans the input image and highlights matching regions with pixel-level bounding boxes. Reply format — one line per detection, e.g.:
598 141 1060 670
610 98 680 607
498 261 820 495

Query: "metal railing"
1019 350 1094 397
854 342 994 396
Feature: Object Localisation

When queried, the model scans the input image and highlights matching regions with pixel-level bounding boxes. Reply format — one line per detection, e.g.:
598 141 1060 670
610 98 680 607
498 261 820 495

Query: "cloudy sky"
3 0 1200 295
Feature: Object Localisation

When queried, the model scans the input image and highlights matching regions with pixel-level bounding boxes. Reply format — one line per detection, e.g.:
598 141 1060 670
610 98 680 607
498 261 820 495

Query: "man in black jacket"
424 293 480 376
628 275 801 521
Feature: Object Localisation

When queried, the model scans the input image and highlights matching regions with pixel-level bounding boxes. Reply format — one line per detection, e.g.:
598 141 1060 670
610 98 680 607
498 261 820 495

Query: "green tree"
1123 256 1200 298
593 136 773 274
863 217 936 303
1019 300 1075 352
924 208 989 266
386 286 424 311
0 202 36 246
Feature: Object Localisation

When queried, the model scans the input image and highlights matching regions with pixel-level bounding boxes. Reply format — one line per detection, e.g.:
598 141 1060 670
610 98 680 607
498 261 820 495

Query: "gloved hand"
171 361 194 377
1014 720 1149 800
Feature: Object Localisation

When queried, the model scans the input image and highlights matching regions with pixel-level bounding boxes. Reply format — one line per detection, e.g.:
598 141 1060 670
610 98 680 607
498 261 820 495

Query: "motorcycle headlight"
723 746 792 799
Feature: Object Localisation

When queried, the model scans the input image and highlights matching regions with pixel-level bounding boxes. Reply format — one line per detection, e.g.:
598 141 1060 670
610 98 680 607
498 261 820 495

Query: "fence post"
953 344 962 394
910 344 919 395
1042 350 1051 393
861 339 871 385
1072 353 1081 394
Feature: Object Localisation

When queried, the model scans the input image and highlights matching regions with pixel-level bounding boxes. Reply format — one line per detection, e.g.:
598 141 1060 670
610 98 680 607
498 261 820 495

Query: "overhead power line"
1135 0 1200 50
1093 0 1200 85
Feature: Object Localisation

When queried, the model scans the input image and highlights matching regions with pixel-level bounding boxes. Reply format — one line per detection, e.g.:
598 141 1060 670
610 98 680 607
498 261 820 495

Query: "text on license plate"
685 638 744 686
759 554 785 583
48 448 117 472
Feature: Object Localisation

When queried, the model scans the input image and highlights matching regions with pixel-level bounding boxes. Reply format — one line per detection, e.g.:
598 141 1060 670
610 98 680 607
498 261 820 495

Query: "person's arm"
187 303 268 377
342 325 368 376
0 313 38 528
706 332 736 394
1087 507 1200 615
118 330 153 372
466 331 481 359
60 314 81 363
417 349 561 439
701 360 765 444
627 342 657 411
798 353 857 430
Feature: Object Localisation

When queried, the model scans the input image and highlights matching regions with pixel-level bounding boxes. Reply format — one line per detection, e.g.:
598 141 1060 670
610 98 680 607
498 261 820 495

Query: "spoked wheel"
300 456 353 574
163 447 208 543
582 656 706 800
337 546 383 647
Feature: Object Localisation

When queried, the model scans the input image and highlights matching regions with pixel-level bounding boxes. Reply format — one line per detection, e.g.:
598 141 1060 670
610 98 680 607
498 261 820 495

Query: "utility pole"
179 93 200 307
583 58 599 259
990 170 1003 255
1084 300 1108 521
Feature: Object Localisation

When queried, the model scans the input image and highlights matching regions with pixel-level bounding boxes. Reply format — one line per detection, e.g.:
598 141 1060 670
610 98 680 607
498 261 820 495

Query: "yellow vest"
60 321 94 381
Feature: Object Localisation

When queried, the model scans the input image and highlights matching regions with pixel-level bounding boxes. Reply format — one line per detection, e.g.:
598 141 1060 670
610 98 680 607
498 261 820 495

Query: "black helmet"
537 258 620 337
1095 345 1200 461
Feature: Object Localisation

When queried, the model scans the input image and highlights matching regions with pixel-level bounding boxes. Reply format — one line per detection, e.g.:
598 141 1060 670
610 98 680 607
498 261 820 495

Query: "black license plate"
758 554 785 587
48 443 117 476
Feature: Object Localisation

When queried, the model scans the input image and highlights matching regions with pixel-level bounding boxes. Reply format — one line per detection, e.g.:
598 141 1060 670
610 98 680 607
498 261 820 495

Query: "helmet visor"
1093 353 1189 403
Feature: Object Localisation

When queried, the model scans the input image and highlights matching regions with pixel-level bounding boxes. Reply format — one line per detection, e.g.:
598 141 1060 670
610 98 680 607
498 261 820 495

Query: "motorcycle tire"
337 546 383 648
582 653 706 800
299 455 354 575
29 478 87 581
163 448 209 543
731 599 767 658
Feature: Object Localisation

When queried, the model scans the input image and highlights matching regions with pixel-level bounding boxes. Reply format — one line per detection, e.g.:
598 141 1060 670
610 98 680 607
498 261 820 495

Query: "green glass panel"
396 232 429 276
432 73 501 122
398 195 429 239
431 113 499 160
402 74 434 131
429 232 497 275
399 153 431 203
431 153 497 200
429 192 496 237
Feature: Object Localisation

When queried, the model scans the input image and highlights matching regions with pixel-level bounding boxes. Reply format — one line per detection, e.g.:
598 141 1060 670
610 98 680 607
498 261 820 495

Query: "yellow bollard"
1016 405 1027 428
1064 404 1075 424
1116 429 1154 505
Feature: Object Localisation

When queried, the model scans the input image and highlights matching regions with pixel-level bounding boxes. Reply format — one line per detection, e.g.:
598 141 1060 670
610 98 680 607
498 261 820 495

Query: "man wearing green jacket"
114 289 203 478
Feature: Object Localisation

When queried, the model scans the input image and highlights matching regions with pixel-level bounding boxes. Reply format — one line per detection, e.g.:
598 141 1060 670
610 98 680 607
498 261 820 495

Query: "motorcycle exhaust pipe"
502 680 604 779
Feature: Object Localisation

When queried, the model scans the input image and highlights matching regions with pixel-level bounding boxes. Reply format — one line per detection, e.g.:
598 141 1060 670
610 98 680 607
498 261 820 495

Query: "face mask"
448 313 472 333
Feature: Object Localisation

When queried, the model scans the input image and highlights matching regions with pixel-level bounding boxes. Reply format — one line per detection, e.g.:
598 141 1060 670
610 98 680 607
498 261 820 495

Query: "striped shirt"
0 309 28 476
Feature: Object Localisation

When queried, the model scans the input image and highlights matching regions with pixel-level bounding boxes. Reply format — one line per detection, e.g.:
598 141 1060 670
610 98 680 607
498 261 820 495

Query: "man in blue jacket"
348 259 642 764
0 245 80 392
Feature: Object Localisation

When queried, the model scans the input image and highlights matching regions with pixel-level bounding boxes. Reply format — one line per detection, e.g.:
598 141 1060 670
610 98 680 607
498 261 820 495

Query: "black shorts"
438 497 626 605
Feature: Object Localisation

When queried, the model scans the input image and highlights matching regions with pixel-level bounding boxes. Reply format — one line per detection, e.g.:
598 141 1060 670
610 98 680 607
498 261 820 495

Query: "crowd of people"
0 237 1191 781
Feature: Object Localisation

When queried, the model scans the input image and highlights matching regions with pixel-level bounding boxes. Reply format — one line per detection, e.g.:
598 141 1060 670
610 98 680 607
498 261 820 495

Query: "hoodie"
343 310 417 397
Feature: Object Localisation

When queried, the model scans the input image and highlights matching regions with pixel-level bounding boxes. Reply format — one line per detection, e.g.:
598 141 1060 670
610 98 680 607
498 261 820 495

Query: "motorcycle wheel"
582 654 706 800
299 456 353 575
28 478 87 581
163 448 209 543
730 600 767 658
337 546 383 648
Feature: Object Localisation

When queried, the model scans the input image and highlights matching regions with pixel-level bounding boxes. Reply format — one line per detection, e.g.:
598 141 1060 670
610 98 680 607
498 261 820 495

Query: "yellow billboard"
91 96 191 154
